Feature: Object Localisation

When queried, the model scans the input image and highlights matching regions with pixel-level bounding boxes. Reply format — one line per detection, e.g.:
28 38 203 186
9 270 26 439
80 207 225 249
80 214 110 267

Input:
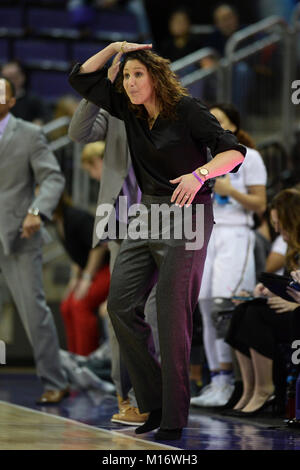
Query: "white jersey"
271 234 288 256
271 235 288 275
213 147 267 226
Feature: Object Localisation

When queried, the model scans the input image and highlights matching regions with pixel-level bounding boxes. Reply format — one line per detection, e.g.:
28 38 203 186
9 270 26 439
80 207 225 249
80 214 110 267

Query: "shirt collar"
0 113 11 138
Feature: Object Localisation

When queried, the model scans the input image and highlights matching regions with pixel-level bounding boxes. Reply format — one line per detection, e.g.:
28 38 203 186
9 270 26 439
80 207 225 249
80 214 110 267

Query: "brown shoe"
111 406 149 426
116 394 130 412
36 388 70 405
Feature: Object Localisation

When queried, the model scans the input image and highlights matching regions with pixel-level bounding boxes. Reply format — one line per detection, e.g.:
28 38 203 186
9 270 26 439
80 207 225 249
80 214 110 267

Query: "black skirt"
225 298 300 360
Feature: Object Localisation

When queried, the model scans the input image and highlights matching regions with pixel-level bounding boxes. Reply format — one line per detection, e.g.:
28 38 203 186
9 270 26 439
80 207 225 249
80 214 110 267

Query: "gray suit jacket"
68 99 132 248
0 114 65 255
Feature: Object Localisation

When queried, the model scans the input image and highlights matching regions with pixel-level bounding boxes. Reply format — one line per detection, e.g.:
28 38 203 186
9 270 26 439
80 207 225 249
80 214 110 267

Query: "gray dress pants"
107 240 159 407
0 241 68 391
107 196 214 429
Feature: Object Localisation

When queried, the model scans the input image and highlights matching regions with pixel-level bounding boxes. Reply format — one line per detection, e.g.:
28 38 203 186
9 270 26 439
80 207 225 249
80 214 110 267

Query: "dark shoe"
287 418 300 429
232 394 276 417
154 428 182 441
135 408 162 434
224 408 246 417
36 388 70 405
221 407 244 417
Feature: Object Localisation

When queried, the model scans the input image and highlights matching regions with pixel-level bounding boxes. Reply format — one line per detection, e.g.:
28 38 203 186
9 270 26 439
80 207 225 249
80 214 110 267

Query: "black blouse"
69 64 246 204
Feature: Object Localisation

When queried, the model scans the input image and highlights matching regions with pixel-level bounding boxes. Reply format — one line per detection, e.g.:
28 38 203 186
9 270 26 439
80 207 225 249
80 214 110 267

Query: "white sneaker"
202 383 234 407
190 383 218 407
80 367 116 394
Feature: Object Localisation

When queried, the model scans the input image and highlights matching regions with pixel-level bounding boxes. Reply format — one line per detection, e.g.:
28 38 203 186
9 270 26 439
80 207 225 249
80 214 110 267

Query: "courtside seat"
71 41 108 64
0 7 24 37
29 69 78 102
91 9 138 41
14 38 69 70
27 7 79 39
0 38 10 64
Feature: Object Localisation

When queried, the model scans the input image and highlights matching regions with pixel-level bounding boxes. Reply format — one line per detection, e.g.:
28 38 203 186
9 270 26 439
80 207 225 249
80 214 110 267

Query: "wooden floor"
1 372 300 450
0 401 177 450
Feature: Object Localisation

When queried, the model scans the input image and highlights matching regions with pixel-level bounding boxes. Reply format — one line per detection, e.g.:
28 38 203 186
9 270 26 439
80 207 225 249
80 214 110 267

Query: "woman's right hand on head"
113 41 152 54
108 43 152 81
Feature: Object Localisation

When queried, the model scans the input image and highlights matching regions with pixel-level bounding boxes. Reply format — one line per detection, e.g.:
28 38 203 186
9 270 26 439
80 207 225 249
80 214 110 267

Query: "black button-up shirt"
69 64 246 204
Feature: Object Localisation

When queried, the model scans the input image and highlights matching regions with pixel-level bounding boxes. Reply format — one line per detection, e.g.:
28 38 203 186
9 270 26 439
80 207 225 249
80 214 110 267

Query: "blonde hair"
81 141 105 166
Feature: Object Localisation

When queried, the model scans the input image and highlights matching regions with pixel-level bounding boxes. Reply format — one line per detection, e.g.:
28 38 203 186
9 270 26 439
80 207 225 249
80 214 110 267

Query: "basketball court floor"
0 370 300 451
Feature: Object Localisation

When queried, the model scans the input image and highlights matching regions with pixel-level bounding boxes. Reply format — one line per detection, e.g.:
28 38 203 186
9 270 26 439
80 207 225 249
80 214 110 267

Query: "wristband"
192 171 204 185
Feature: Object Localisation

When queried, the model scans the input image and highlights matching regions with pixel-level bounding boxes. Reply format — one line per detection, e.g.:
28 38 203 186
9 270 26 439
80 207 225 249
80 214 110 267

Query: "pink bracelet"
192 171 204 185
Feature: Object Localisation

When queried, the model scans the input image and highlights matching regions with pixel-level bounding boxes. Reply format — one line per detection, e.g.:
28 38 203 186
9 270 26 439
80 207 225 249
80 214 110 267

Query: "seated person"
159 7 203 63
54 142 110 356
1 61 50 124
206 4 242 56
226 188 300 415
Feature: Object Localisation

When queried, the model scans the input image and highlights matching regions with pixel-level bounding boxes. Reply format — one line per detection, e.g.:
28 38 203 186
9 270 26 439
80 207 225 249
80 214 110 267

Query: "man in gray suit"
69 97 159 426
0 77 69 403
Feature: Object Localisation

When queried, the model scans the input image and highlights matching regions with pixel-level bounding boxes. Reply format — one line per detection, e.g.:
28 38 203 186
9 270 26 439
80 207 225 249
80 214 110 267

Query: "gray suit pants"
107 197 214 429
107 240 159 406
0 242 68 390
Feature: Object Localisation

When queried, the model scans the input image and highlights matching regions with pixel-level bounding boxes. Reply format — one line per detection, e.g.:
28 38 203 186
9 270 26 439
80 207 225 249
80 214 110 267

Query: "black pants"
107 196 214 429
226 298 300 360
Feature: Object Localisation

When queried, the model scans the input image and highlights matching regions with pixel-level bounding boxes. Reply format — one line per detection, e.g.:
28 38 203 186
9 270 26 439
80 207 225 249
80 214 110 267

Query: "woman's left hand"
214 174 233 197
267 296 299 314
170 173 202 207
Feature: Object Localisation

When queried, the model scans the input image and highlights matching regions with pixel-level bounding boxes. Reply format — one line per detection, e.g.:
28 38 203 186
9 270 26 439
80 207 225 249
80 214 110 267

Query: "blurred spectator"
48 95 80 196
1 61 50 124
202 4 255 115
50 95 80 141
254 208 286 281
59 345 115 392
226 188 300 416
80 140 104 180
144 0 210 49
54 95 80 119
191 103 267 409
53 194 110 356
53 150 111 356
207 3 242 56
159 7 203 62
0 76 68 404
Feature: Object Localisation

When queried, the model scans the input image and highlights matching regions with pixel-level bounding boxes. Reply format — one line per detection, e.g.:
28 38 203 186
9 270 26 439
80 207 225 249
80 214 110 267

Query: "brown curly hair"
270 188 300 270
114 49 189 120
